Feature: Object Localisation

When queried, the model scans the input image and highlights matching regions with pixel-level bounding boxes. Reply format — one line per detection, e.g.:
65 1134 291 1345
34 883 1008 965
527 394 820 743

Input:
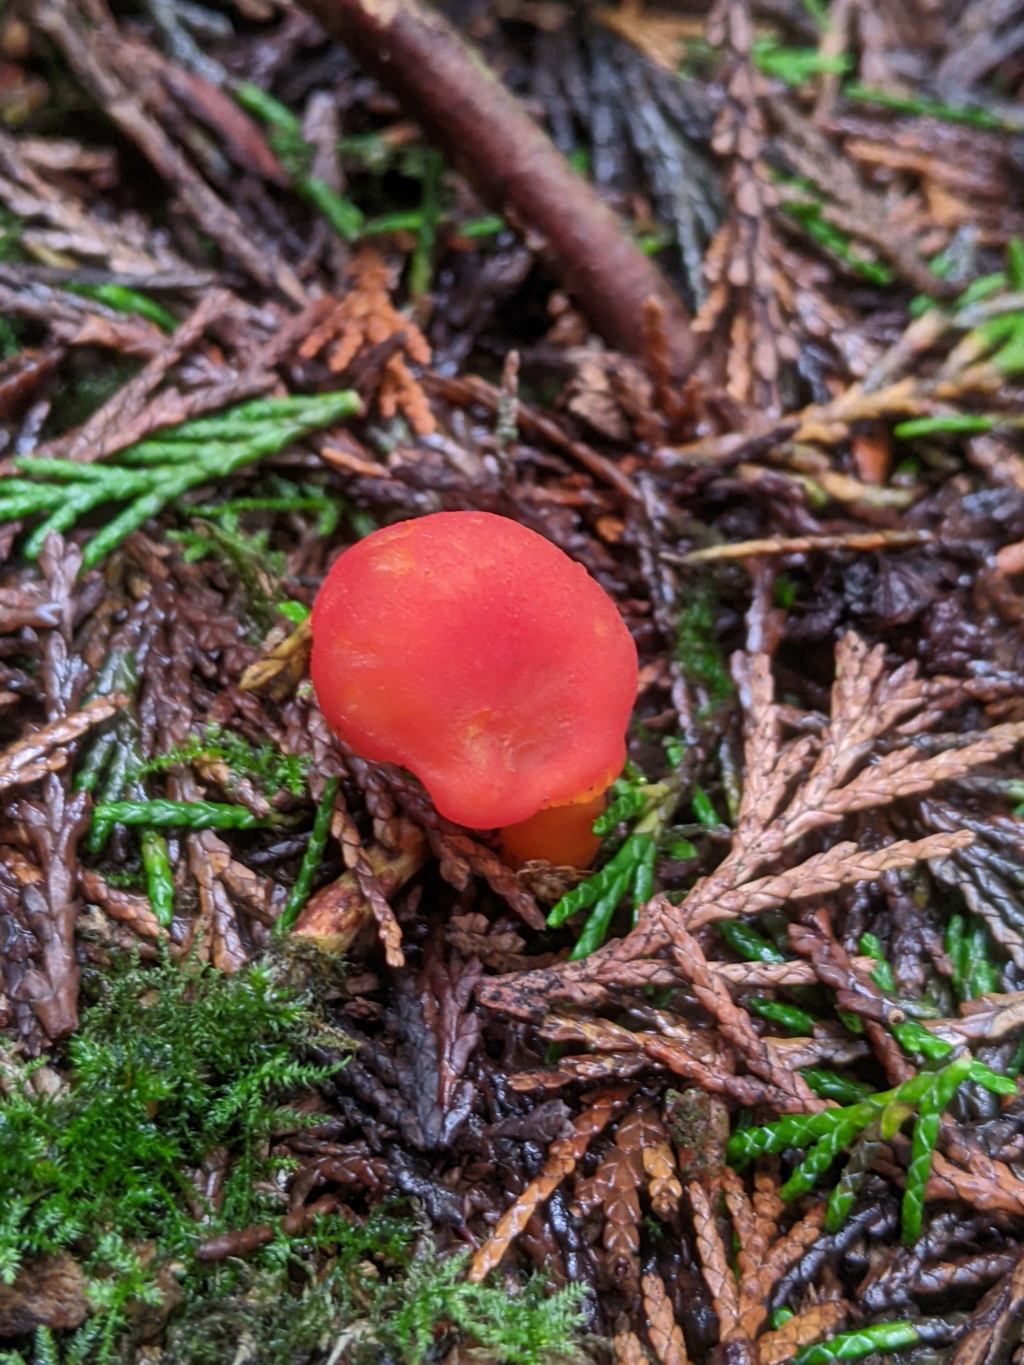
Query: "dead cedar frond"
467 1085 633 1281
299 248 435 435
925 991 1024 1047
642 1270 690 1365
0 124 187 278
0 695 126 792
637 1107 683 1219
525 1010 795 1109
693 0 796 413
585 1111 645 1291
714 958 875 989
79 868 165 943
479 629 1023 1027
426 826 546 932
378 764 545 931
922 796 1024 969
239 616 313 698
468 1095 682 1303
14 536 92 1043
927 1146 1024 1217
772 100 953 300
689 835 973 928
757 1302 848 1365
689 1179 742 1340
721 1168 773 1338
789 909 912 1084
614 1330 649 1365
509 1054 648 1092
671 924 822 1109
718 1168 829 1342
689 1168 834 1362
752 1166 784 1234
182 829 249 974
332 794 405 968
572 1105 682 1291
758 1203 829 1298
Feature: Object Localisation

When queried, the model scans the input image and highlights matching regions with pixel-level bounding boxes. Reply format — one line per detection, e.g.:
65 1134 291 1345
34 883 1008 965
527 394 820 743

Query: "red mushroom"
310 510 637 867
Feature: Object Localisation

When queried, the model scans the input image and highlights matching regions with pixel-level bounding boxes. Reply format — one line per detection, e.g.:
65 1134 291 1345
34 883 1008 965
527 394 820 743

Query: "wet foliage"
3 0 1024 1362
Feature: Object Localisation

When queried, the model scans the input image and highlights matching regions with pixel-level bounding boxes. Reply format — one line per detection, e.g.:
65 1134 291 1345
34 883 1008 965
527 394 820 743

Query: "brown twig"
295 0 695 375
668 530 934 563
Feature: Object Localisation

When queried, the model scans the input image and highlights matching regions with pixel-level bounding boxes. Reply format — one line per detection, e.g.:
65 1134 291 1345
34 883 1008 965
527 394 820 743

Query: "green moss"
372 1249 588 1365
674 583 734 709
0 954 336 1361
139 722 310 798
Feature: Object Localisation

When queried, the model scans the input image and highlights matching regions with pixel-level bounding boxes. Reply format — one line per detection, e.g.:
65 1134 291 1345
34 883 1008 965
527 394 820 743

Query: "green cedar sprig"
64 281 178 332
892 1018 1015 1097
778 1106 881 1200
546 760 694 960
751 38 851 86
905 242 1024 378
234 84 364 240
192 474 343 538
723 923 1014 1103
749 997 818 1036
825 1120 884 1232
716 919 788 964
75 648 139 800
729 1058 981 1242
84 709 314 928
75 648 178 929
846 81 1007 130
275 777 339 937
793 1322 920 1365
0 392 361 569
902 1055 972 1242
946 913 1000 1000
590 783 651 836
801 1069 874 1105
139 829 175 929
91 799 280 847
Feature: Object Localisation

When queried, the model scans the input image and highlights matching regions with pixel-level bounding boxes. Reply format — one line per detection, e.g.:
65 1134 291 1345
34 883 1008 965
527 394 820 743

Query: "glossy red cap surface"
310 511 637 830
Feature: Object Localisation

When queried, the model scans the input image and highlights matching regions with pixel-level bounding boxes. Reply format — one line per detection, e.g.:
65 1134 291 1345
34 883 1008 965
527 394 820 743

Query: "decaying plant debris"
3 0 1024 1361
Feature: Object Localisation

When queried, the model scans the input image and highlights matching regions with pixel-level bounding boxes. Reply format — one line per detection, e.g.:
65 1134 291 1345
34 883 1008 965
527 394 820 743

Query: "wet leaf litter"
2 1 1024 1362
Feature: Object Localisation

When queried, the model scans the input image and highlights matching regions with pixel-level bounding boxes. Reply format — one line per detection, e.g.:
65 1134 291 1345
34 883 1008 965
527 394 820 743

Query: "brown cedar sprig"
479 628 1021 1025
467 1085 633 1281
690 1170 845 1365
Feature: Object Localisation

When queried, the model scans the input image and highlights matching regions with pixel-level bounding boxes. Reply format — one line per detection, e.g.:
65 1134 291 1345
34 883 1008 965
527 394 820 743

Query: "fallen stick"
297 0 697 376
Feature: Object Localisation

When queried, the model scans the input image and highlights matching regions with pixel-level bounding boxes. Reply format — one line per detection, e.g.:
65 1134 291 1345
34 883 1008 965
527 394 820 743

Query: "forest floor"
3 0 1024 1362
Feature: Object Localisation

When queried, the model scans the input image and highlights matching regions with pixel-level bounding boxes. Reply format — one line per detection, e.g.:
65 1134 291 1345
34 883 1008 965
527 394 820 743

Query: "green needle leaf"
902 1054 972 1244
275 777 340 937
1 392 362 569
779 1110 876 1201
794 1322 920 1365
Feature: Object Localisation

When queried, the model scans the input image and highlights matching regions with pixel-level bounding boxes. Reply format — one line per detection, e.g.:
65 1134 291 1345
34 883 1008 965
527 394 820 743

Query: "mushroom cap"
310 511 637 829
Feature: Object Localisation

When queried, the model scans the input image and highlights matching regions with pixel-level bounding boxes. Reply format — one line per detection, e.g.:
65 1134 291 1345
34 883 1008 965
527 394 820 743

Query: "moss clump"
0 954 334 1362
139 722 310 798
674 581 734 710
372 1249 588 1365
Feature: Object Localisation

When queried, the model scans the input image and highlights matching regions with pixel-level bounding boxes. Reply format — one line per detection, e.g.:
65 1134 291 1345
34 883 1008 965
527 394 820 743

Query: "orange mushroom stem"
310 510 638 868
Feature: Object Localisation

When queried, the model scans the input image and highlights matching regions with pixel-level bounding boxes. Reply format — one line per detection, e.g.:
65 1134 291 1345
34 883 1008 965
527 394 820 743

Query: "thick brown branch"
296 0 696 375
